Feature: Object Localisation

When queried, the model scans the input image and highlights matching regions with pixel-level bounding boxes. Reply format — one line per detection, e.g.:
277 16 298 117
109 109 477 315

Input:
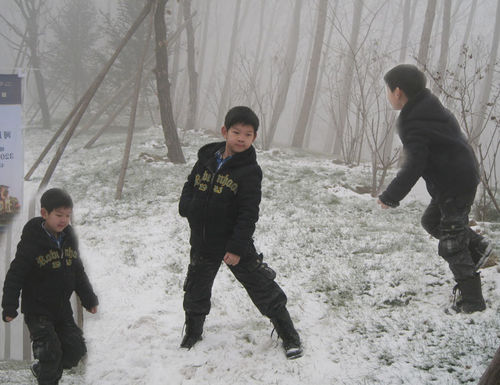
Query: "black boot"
270 309 303 359
451 274 486 314
180 314 205 349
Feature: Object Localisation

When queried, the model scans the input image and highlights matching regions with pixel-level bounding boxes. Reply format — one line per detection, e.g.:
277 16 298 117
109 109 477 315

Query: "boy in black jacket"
378 64 496 314
2 188 98 384
179 106 302 359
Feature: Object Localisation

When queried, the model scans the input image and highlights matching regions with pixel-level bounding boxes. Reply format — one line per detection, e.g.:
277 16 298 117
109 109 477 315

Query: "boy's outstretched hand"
4 316 15 322
87 306 98 314
223 252 240 266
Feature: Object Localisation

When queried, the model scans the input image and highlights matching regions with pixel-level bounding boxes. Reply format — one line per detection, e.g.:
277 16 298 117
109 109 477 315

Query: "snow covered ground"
1 123 500 385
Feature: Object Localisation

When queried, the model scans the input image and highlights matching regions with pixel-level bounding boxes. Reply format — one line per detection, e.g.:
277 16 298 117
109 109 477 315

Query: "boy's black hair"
224 106 259 133
40 188 73 213
384 64 427 100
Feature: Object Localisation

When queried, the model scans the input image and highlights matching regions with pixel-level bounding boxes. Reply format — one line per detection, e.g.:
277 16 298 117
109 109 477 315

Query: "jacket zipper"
202 163 222 243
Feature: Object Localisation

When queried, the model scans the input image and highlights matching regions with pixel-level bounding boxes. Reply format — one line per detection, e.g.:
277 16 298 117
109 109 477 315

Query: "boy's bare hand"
87 306 98 314
377 199 389 209
223 252 240 266
5 316 15 322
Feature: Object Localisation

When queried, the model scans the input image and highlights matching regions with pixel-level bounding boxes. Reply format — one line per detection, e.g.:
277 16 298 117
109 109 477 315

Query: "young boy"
178 106 303 359
2 188 98 384
377 64 496 314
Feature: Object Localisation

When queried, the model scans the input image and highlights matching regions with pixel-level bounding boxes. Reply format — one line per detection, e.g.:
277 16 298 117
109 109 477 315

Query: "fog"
0 0 499 188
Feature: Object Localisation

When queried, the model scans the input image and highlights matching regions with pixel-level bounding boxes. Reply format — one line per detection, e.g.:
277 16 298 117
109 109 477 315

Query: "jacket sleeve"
74 258 99 311
379 126 430 206
179 163 197 218
1 240 34 321
226 165 262 257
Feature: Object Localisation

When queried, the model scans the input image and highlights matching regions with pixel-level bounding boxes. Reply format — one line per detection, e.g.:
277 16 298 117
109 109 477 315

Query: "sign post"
0 74 23 233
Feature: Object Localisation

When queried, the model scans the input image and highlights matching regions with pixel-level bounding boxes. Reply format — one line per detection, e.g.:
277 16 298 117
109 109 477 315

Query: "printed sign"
0 74 23 233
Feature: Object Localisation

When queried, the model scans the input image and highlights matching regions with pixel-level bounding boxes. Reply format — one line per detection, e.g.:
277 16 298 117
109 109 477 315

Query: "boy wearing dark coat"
2 188 98 384
179 106 303 359
378 64 496 314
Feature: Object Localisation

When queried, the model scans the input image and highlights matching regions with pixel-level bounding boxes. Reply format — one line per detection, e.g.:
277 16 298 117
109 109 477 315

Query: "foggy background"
0 0 499 215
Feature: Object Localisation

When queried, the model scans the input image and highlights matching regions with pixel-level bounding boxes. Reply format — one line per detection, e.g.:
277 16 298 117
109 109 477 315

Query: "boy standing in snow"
378 64 496 314
178 106 303 359
2 188 98 384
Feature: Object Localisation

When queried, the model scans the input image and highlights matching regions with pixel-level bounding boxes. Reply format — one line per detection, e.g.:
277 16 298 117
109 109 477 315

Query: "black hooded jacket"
379 88 480 207
2 217 98 321
179 142 262 258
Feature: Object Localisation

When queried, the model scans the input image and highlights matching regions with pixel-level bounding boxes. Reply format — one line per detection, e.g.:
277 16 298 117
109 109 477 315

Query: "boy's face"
221 123 257 156
41 206 72 234
386 85 407 110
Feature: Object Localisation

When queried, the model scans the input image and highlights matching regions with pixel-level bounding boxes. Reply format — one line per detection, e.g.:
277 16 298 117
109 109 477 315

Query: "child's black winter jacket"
379 88 480 207
179 141 262 259
1 217 98 321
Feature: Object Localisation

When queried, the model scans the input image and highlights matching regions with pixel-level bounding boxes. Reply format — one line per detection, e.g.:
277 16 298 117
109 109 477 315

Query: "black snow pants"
183 248 288 319
420 192 480 280
25 313 87 385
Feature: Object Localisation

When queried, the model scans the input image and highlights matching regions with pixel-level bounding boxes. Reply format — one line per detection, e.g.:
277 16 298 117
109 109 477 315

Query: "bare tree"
154 0 185 163
116 11 154 200
471 0 500 149
432 0 451 95
332 0 363 156
183 0 198 131
170 1 183 112
194 0 211 130
416 0 437 68
2 0 51 129
452 0 477 87
265 0 303 149
292 0 328 148
216 0 242 127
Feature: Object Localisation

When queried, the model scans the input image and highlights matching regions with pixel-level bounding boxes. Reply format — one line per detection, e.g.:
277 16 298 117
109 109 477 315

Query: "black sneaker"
270 309 303 360
447 276 486 314
180 314 205 350
180 333 202 349
283 339 304 360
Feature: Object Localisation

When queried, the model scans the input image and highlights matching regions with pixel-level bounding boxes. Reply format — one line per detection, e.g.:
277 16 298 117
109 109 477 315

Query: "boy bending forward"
179 106 303 359
2 188 98 384
378 64 496 314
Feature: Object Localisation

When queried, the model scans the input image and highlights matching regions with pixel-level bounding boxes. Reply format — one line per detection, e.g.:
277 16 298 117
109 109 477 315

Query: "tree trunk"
471 0 500 149
20 0 51 129
194 0 211 131
452 0 477 87
305 7 336 149
417 0 437 68
432 0 451 95
116 8 154 200
291 0 328 148
216 0 242 127
170 1 183 110
28 0 155 186
183 0 198 131
154 0 185 163
332 0 363 155
399 0 412 62
265 0 302 149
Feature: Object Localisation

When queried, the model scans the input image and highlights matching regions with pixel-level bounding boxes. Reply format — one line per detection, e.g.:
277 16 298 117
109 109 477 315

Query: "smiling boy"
2 188 98 384
178 106 303 359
